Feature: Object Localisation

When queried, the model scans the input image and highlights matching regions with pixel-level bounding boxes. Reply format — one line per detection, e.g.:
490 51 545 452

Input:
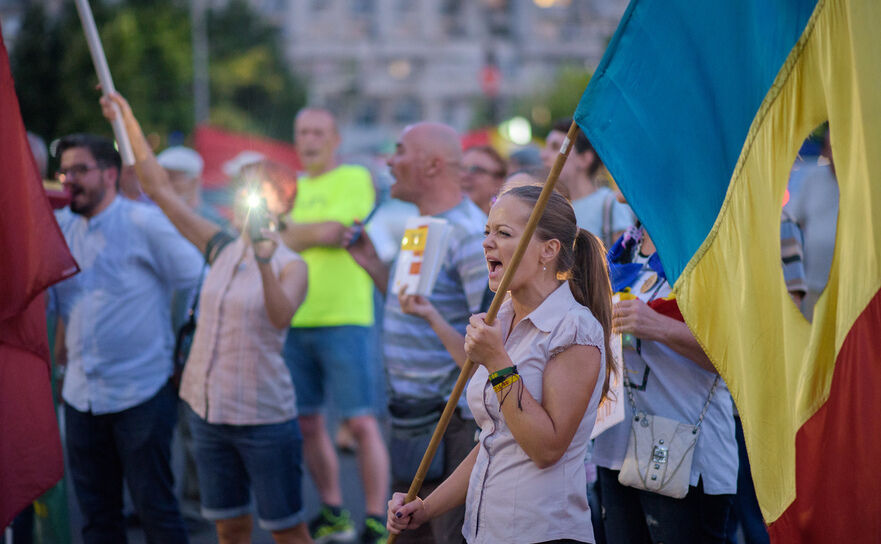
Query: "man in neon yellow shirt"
281 108 390 544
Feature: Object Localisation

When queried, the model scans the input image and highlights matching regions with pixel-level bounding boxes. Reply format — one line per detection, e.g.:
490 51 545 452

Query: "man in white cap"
157 146 225 226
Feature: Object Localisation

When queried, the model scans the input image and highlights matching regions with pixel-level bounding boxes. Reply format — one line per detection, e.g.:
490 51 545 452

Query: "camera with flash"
244 190 273 242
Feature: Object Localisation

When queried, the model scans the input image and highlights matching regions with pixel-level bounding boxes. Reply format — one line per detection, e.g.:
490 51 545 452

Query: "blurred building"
2 0 628 154
241 0 628 152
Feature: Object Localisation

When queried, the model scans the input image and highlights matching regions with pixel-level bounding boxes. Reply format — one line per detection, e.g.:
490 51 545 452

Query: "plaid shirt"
180 236 302 425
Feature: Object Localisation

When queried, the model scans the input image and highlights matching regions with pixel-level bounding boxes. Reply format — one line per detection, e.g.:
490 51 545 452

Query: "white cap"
222 150 265 178
157 146 204 178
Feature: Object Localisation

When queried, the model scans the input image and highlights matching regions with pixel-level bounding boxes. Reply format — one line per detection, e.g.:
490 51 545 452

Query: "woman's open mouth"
486 258 503 279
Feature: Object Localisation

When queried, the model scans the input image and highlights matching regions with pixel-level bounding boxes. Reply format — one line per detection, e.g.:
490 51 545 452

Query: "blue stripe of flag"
576 0 817 283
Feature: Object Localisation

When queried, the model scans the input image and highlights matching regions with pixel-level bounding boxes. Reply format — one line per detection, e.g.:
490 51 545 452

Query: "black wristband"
254 254 272 264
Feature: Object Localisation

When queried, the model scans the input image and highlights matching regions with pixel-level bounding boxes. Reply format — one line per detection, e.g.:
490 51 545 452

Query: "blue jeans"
186 406 305 531
284 325 376 418
64 382 187 544
597 467 733 544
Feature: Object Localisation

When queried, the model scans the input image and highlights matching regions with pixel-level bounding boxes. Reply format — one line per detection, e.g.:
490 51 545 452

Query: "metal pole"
73 0 134 166
387 120 581 543
191 0 210 126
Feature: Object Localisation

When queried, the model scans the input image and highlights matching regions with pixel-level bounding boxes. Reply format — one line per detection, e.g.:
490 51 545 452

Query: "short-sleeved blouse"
463 283 606 544
180 236 302 425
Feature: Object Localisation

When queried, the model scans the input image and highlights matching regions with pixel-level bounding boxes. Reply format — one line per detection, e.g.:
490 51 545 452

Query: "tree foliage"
513 64 593 137
10 0 304 152
206 0 306 140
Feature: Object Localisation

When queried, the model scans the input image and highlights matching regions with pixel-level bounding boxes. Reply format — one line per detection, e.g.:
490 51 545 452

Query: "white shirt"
52 198 202 414
463 283 606 544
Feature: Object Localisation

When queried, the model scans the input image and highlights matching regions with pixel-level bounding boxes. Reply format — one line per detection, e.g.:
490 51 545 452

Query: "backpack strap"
601 191 616 248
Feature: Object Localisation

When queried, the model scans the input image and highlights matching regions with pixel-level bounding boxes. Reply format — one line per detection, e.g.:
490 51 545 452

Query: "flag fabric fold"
576 0 881 540
0 22 79 529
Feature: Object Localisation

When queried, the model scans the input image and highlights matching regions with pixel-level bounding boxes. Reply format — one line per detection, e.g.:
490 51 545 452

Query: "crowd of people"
22 84 834 544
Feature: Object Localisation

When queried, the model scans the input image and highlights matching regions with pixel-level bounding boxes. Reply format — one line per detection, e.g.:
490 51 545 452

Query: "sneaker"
309 506 356 543
361 517 388 544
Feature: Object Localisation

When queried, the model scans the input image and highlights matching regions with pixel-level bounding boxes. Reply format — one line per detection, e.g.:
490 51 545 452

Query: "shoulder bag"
617 364 720 499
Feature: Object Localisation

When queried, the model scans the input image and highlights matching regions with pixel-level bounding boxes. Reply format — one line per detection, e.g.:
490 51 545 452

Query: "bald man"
280 108 390 544
347 123 489 544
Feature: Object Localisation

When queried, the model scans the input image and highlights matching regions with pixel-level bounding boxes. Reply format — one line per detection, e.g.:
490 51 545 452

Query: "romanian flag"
576 0 880 540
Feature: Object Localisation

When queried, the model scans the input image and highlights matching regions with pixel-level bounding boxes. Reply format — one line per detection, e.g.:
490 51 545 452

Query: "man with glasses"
49 133 201 544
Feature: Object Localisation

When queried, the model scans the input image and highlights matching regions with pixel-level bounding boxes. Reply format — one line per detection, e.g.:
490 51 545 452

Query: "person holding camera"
101 93 312 544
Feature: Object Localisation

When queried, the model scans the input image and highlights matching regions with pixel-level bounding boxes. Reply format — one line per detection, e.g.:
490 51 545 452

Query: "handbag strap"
623 360 721 429
185 230 235 323
601 191 616 248
185 263 208 323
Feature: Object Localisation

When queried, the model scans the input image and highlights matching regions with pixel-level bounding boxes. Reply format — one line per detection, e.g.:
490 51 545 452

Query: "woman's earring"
542 265 547 271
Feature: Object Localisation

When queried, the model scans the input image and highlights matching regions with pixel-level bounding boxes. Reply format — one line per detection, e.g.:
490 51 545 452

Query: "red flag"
0 22 79 528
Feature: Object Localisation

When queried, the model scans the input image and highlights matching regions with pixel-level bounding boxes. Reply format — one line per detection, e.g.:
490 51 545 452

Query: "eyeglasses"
465 164 505 178
55 163 102 183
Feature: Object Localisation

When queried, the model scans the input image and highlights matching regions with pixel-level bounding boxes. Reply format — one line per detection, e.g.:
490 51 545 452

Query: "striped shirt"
383 198 488 411
180 236 302 425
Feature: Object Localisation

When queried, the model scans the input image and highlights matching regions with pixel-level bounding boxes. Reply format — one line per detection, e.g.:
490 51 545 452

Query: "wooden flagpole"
388 120 581 543
73 0 135 166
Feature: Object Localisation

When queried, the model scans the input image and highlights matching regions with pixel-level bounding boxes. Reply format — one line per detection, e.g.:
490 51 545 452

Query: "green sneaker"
308 506 356 543
361 516 388 544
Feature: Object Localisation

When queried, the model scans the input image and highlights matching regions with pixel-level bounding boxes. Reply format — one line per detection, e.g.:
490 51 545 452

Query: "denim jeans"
284 325 376 418
597 467 733 544
65 382 188 544
186 405 305 531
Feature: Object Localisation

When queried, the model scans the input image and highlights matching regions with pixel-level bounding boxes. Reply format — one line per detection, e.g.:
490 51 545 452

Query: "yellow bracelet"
493 373 520 393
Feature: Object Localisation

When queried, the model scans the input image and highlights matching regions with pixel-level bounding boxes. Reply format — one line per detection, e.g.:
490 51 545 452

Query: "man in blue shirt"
50 134 201 544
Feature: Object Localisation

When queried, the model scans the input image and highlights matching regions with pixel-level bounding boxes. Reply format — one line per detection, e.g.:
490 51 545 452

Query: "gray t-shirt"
571 186 634 246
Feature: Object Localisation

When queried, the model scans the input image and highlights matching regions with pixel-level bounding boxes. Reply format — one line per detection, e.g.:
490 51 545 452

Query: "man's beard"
69 185 106 216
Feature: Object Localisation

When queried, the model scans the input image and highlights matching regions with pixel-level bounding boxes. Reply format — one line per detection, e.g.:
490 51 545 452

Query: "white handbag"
617 369 720 499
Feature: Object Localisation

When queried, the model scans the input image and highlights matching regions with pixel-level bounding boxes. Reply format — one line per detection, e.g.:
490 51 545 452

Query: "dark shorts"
186 405 305 531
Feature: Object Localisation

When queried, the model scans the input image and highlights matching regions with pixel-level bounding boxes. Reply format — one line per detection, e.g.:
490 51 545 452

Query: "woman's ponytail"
570 229 615 401
503 185 617 401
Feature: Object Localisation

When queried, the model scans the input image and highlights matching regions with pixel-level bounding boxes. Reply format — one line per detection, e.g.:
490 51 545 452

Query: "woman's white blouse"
463 283 607 544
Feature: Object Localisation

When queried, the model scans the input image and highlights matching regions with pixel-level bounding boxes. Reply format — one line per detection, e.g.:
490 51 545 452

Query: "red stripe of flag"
768 288 881 542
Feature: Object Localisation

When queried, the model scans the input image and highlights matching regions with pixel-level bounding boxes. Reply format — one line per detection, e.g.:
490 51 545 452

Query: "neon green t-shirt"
290 165 375 327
